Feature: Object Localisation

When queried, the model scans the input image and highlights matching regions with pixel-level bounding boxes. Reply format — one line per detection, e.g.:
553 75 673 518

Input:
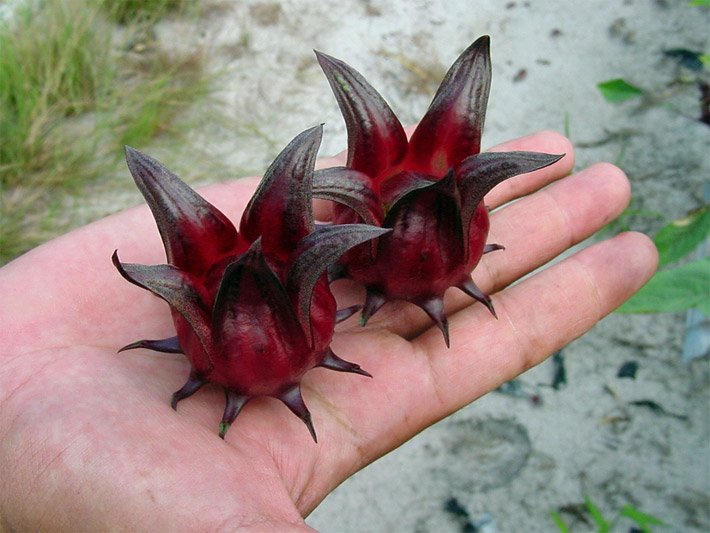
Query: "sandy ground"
72 0 709 530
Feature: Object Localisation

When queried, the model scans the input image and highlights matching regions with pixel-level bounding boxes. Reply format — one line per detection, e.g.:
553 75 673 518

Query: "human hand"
0 131 657 530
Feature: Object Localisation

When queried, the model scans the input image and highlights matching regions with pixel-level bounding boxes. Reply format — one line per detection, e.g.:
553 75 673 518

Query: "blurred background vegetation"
0 0 210 263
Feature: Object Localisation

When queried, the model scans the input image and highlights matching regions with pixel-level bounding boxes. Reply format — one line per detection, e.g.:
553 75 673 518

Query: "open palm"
0 131 656 530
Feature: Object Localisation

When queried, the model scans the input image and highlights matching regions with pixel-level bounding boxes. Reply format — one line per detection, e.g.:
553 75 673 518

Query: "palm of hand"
0 132 656 530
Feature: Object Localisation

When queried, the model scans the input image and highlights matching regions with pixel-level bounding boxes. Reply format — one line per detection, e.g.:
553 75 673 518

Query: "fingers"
313 199 335 222
413 231 658 411
480 162 631 294
314 153 347 170
304 231 656 499
349 161 632 340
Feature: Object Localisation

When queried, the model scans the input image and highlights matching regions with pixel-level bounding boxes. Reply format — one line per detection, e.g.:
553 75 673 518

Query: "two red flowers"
114 36 563 440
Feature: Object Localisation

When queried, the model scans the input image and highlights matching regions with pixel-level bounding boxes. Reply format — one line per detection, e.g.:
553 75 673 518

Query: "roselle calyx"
313 36 564 345
113 125 388 440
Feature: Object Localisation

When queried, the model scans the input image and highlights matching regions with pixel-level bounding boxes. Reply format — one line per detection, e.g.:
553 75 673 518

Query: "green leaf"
654 205 710 268
584 496 611 533
550 511 571 533
597 79 645 103
689 0 710 6
617 257 710 314
620 504 665 532
701 54 710 69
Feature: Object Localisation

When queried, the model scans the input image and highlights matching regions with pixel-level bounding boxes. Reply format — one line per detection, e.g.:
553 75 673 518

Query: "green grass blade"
584 496 611 533
550 511 571 533
619 504 665 532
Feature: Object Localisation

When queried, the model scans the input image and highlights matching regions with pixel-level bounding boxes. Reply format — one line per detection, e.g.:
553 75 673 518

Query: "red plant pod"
113 126 388 440
313 36 564 345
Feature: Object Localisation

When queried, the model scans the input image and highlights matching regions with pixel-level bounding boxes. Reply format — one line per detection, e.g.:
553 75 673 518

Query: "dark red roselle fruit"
313 36 564 345
113 125 387 440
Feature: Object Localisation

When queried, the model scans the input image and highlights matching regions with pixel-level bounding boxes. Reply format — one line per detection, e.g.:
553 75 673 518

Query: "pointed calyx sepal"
407 35 492 174
171 371 209 410
212 239 305 349
458 277 497 319
384 169 459 216
118 336 182 354
239 125 322 258
419 297 450 348
315 50 407 178
379 171 437 213
457 151 564 253
219 390 250 439
319 348 372 377
112 251 213 363
312 167 383 225
457 151 564 207
483 243 505 254
279 384 317 442
287 224 391 346
124 147 239 274
335 305 361 323
360 289 387 326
